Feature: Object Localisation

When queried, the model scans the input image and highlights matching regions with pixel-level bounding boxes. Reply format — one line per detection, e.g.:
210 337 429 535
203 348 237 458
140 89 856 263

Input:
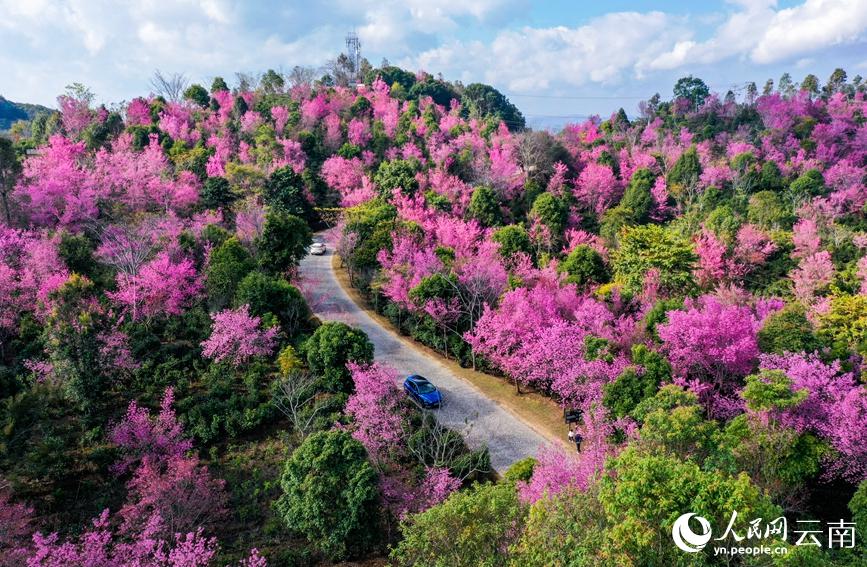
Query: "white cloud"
646 0 777 70
407 11 691 91
1 0 867 111
751 0 867 63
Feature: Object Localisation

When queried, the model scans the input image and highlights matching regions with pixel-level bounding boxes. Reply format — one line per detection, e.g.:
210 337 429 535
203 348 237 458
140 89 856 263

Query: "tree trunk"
0 190 9 224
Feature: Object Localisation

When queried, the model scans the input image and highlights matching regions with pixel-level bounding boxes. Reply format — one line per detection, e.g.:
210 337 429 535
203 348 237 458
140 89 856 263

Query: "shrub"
611 224 696 296
205 237 255 309
391 482 526 567
275 430 380 560
504 457 537 483
492 224 534 261
468 186 503 227
303 322 374 393
558 245 608 286
757 304 819 354
255 210 312 275
263 165 316 222
235 271 309 336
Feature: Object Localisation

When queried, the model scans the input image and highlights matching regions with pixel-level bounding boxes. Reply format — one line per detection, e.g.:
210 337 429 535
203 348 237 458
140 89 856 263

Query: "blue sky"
1 0 866 125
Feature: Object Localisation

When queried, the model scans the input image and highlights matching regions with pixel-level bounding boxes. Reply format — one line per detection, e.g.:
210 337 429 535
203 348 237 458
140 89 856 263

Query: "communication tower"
345 32 362 84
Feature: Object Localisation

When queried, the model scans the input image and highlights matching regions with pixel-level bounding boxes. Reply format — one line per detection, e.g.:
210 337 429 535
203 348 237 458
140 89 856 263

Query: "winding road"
298 237 548 473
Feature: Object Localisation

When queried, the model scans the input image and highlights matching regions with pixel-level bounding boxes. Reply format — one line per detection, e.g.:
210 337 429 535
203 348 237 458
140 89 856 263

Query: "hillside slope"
0 96 53 130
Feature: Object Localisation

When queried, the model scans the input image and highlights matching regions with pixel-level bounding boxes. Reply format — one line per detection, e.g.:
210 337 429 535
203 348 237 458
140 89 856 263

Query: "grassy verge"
331 255 569 449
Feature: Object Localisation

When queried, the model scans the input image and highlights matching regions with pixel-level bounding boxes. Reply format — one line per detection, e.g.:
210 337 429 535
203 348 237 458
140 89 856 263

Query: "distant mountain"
0 97 54 130
525 114 593 132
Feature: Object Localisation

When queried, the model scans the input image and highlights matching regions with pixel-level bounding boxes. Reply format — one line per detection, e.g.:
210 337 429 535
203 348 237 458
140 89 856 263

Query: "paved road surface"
298 239 548 473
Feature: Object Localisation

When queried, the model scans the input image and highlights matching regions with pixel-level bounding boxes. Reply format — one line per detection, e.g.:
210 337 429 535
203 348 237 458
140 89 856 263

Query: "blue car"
403 375 442 409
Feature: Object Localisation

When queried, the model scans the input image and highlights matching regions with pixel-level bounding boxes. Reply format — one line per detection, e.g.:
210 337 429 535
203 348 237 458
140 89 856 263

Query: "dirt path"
299 239 557 473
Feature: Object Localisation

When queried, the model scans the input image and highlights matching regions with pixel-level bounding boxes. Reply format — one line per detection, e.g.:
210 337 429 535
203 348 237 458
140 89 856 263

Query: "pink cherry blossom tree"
15 135 96 228
201 305 277 367
575 162 620 216
756 353 867 482
110 387 193 475
345 362 409 465
109 252 202 321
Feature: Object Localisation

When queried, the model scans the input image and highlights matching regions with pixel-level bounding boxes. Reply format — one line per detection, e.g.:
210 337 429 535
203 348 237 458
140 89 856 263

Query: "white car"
309 242 327 255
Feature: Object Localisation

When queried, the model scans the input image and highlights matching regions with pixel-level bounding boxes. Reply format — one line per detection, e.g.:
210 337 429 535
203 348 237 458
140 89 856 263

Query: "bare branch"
96 224 157 277
287 65 316 88
406 412 490 481
150 70 189 103
273 370 327 438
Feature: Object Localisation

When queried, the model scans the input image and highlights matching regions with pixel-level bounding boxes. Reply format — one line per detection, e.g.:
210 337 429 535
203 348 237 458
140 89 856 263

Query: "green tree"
254 211 312 275
503 457 536 483
817 294 867 358
205 236 255 309
42 275 113 423
611 224 696 296
199 176 237 210
788 169 826 201
673 75 710 109
232 95 249 117
704 204 741 243
0 136 20 223
757 304 820 354
260 69 285 94
747 190 793 229
373 158 419 197
491 225 534 261
235 272 309 336
599 206 635 246
759 160 785 192
263 166 316 223
391 482 526 567
461 83 525 131
529 193 568 241
723 414 825 507
468 186 503 227
369 65 417 92
57 232 111 288
741 370 807 413
558 245 608 286
603 344 671 419
303 322 374 392
409 79 460 107
850 480 867 544
633 388 726 466
618 168 655 224
210 76 229 93
599 448 780 565
801 74 820 98
275 430 380 560
510 486 607 566
824 68 848 97
666 146 702 199
341 198 397 280
183 84 210 108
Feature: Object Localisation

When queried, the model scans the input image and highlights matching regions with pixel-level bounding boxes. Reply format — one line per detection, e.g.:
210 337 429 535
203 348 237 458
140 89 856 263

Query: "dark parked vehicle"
403 374 442 409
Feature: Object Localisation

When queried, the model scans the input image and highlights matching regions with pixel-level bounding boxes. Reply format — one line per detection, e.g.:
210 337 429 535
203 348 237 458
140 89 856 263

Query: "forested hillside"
0 96 52 131
0 65 866 566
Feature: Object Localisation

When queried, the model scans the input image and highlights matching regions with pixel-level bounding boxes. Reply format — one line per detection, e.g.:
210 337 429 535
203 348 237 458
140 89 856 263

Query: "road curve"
298 239 548 473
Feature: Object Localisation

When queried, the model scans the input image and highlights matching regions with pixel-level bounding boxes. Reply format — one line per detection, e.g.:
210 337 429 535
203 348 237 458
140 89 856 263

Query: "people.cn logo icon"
672 513 713 553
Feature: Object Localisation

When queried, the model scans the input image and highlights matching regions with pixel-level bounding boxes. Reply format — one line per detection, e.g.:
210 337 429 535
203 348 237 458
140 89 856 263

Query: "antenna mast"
345 31 361 84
